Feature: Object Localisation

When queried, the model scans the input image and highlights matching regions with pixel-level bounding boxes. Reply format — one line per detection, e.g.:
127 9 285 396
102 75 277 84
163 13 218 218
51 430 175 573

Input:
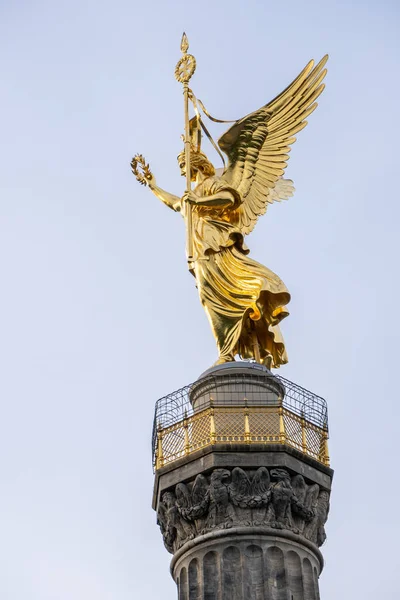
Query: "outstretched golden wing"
219 56 328 235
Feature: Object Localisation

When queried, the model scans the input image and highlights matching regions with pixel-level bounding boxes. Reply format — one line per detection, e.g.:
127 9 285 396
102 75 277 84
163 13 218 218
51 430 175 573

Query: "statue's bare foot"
262 353 273 369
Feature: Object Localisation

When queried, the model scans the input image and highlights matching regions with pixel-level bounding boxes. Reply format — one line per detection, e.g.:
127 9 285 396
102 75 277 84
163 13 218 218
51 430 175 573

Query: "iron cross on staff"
175 33 197 263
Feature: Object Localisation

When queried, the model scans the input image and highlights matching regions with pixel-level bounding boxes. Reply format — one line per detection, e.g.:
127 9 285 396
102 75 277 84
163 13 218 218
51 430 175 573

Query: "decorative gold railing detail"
155 404 329 470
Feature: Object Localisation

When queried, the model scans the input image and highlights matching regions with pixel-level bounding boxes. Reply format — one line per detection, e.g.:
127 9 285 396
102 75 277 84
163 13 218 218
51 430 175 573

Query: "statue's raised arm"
131 154 181 212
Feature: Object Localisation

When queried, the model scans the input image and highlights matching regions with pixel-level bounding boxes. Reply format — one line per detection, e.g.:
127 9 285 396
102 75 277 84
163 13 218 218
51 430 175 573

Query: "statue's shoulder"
195 175 220 194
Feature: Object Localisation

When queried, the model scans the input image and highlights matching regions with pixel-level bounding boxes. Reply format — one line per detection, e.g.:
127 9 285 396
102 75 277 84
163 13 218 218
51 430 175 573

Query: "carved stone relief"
157 467 330 554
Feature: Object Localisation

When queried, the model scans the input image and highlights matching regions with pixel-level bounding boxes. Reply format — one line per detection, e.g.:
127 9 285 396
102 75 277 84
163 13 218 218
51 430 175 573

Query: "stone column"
153 363 333 600
173 529 322 600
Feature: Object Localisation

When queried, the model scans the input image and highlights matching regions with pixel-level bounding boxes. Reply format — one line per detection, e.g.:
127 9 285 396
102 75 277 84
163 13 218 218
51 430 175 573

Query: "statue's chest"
210 484 228 502
272 483 291 502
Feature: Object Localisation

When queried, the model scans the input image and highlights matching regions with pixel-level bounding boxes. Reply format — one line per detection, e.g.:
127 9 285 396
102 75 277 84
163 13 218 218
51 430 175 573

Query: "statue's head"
177 151 215 181
162 491 176 508
210 468 230 484
270 468 291 482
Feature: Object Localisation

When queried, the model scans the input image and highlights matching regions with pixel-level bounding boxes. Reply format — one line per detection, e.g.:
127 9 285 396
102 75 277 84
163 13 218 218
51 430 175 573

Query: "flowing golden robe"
189 175 290 367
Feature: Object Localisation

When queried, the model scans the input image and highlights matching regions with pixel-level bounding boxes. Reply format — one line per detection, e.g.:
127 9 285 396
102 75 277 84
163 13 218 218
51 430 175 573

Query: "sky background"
1 0 399 598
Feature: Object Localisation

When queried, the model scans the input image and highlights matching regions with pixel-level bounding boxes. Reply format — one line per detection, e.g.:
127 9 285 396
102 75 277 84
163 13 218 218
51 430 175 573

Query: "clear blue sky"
1 1 399 598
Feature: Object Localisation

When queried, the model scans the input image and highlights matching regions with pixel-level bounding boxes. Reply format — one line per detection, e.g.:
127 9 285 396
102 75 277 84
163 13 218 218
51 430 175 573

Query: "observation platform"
152 362 329 471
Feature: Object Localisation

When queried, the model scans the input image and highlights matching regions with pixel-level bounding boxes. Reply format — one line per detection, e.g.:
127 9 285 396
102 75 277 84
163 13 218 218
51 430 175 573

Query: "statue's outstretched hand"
131 154 154 187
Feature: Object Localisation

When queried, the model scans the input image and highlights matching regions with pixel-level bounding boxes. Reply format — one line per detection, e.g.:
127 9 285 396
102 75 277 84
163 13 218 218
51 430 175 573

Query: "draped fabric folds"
194 246 290 367
189 175 290 368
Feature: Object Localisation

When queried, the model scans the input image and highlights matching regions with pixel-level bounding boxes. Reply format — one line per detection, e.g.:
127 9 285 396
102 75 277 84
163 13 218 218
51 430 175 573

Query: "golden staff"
175 33 197 263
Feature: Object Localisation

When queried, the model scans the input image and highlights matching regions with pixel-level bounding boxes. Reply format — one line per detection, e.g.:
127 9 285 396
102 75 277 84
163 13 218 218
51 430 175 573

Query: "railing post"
210 399 216 445
320 426 330 466
279 401 286 444
156 425 164 470
301 412 307 454
244 399 250 444
183 409 190 456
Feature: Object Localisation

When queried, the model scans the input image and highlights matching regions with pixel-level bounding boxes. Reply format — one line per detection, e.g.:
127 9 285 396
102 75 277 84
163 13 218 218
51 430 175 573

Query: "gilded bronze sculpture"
131 34 327 368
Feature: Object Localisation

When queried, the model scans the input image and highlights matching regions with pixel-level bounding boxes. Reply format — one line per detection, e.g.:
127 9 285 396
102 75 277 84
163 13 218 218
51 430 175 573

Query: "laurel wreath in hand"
130 154 153 186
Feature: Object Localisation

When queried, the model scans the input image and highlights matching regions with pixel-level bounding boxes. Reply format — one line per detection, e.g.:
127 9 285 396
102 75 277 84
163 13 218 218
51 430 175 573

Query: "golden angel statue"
132 36 327 369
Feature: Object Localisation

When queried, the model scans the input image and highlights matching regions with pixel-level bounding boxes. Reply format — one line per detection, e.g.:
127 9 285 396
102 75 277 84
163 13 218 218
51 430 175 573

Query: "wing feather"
219 56 327 234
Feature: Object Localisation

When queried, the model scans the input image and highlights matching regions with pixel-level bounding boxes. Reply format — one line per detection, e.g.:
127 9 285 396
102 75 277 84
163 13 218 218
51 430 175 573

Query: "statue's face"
163 492 175 508
178 159 198 181
178 160 186 176
211 468 230 483
270 468 290 482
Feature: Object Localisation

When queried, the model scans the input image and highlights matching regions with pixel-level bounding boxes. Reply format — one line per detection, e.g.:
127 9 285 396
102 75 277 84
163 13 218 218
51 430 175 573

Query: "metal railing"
152 370 329 470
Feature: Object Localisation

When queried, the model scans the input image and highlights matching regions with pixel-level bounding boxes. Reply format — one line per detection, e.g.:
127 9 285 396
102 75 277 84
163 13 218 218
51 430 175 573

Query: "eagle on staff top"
131 37 328 369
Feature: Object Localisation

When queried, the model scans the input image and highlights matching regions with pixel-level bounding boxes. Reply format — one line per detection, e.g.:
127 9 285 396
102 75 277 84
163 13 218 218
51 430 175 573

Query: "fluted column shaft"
173 529 321 600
